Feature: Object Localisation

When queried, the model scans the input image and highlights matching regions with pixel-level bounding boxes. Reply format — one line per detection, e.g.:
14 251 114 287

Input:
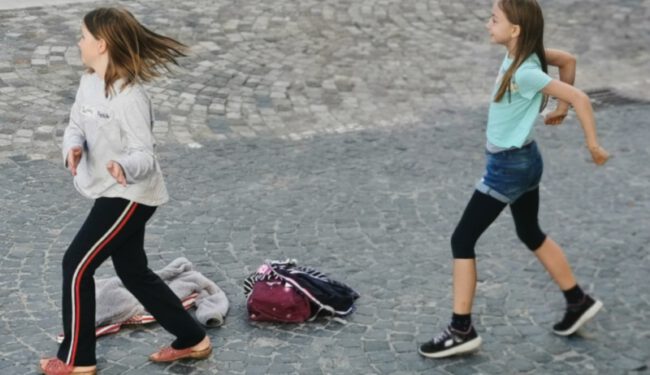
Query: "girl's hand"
588 145 610 166
107 160 127 186
544 108 568 125
67 146 83 176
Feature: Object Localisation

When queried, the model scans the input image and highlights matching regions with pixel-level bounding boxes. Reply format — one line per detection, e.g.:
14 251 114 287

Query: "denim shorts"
476 141 543 204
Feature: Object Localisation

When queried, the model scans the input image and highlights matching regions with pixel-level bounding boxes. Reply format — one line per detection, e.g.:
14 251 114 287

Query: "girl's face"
78 23 105 68
486 1 519 49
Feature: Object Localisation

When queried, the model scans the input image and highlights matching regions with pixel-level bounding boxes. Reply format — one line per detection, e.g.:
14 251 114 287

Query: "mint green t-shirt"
487 54 552 149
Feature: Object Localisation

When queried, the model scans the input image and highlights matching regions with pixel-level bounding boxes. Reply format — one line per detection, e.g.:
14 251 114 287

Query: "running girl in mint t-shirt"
418 0 610 359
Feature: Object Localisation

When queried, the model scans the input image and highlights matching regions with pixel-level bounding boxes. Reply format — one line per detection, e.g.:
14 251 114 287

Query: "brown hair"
83 8 187 97
494 0 548 111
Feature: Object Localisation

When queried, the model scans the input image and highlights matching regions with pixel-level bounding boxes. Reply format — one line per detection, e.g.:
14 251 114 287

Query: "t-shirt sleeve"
514 67 552 100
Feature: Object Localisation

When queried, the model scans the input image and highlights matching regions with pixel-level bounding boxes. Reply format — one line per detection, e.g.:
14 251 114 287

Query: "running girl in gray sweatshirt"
40 8 212 375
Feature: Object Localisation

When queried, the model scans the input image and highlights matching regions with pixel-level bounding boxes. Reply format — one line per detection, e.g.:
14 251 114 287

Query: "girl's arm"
63 77 90 175
544 48 577 125
62 103 85 176
542 80 609 165
110 96 156 185
546 48 576 84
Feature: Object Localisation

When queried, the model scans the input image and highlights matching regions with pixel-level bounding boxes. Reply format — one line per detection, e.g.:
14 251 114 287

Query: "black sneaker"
418 325 482 358
553 295 603 336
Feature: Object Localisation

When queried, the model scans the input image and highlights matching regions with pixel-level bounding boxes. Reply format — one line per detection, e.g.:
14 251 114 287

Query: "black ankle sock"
563 284 586 305
450 313 472 332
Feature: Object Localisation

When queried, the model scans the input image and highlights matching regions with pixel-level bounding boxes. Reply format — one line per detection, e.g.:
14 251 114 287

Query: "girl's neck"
92 56 109 81
506 41 517 59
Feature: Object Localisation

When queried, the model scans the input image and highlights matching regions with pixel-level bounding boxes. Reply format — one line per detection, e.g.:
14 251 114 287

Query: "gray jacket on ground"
95 257 229 327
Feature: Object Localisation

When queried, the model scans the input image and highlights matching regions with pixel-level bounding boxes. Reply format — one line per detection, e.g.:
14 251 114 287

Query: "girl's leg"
56 198 150 367
419 190 506 358
509 188 576 289
532 237 577 290
510 188 602 335
111 225 206 350
450 191 507 314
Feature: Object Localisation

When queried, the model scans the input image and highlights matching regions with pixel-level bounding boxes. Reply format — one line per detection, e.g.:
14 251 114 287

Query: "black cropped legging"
451 188 547 259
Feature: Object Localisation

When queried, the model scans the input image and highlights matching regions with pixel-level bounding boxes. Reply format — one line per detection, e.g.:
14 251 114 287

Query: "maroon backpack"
246 268 311 323
244 260 360 323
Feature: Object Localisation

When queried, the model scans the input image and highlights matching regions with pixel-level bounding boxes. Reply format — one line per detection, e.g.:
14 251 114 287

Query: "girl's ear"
511 24 521 39
97 39 107 54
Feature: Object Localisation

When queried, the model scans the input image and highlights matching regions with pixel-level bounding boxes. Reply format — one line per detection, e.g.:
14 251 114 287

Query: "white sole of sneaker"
418 336 482 359
553 299 603 336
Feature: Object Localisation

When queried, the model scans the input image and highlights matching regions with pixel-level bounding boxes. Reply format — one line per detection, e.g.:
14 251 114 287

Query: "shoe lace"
432 327 452 344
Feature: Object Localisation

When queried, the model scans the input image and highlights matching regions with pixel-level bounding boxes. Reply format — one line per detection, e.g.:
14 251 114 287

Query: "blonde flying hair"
83 7 187 97
494 0 548 111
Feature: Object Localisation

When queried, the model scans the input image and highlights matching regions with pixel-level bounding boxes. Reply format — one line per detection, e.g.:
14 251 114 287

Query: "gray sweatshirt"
62 73 168 206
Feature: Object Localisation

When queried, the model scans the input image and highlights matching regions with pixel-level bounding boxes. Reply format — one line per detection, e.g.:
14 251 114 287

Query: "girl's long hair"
83 7 187 97
494 0 548 111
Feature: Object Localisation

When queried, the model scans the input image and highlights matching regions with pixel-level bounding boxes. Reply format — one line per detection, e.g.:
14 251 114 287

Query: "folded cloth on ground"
95 257 229 327
58 293 200 343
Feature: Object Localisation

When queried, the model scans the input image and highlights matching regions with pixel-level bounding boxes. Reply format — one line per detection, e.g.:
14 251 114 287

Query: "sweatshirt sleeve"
62 82 86 167
114 93 156 184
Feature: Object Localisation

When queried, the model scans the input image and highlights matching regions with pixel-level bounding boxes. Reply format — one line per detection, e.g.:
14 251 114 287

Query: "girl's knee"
516 226 546 251
62 249 83 274
451 231 476 259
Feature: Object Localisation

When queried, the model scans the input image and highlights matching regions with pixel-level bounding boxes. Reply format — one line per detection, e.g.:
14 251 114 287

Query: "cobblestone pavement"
2 104 649 374
1 0 649 374
0 0 649 160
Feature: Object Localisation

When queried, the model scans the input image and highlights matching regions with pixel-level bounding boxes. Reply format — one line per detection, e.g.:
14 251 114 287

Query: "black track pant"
450 188 547 259
57 197 205 366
